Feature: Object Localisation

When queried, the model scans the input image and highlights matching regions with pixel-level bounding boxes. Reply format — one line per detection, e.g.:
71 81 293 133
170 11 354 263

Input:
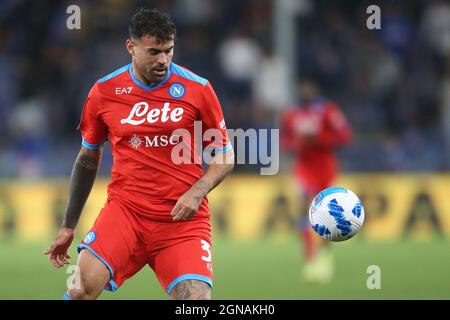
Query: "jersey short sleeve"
78 83 108 150
199 82 231 153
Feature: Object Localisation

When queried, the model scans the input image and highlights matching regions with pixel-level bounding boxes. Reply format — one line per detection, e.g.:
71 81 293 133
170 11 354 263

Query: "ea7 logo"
115 87 133 94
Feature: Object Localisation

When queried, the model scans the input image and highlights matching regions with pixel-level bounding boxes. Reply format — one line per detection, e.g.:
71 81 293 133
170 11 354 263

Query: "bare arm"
44 146 103 267
192 148 235 197
171 148 235 221
62 146 103 229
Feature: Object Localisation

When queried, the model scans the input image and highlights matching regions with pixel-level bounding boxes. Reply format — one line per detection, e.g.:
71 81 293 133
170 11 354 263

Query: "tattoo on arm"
171 280 211 300
78 155 99 171
192 180 212 198
192 160 234 197
62 152 101 229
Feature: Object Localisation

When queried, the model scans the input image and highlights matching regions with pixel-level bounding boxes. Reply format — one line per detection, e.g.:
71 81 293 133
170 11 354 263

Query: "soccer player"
281 78 353 283
43 8 234 300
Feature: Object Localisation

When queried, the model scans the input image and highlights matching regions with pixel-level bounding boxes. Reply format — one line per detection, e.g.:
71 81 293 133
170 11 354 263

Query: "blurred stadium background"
1 0 450 299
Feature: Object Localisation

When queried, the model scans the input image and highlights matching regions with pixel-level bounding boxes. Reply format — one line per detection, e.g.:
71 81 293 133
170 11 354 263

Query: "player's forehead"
135 34 175 50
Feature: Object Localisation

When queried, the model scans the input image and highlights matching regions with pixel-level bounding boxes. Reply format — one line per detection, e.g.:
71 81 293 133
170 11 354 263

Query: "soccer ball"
309 187 364 242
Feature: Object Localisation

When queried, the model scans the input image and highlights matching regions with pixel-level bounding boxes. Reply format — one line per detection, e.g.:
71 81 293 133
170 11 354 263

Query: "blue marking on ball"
327 199 352 236
312 224 331 236
352 202 362 218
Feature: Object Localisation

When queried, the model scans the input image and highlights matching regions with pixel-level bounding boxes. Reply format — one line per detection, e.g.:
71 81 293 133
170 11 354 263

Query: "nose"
157 52 168 65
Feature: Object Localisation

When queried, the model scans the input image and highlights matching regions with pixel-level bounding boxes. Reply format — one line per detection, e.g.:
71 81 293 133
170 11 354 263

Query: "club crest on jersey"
84 231 96 244
169 83 185 98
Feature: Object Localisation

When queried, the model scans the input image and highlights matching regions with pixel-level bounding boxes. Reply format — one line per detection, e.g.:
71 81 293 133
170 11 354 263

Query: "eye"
148 49 160 55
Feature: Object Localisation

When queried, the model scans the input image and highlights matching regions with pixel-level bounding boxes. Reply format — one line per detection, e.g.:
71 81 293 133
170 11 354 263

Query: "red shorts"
77 198 213 294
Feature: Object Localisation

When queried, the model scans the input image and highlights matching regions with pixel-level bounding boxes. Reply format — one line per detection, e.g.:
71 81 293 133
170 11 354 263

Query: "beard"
143 64 168 83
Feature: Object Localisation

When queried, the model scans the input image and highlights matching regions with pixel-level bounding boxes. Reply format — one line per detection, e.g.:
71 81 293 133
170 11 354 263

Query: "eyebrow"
146 46 174 54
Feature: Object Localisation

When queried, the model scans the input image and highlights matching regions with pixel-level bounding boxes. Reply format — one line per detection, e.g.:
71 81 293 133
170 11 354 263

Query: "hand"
43 228 75 268
171 187 205 221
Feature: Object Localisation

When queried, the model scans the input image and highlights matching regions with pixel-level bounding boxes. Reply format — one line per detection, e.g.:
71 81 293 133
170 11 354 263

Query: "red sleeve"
199 82 231 152
78 83 108 150
316 103 353 147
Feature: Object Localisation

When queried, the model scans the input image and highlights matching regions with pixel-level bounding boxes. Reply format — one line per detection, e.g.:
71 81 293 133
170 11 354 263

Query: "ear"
126 39 134 56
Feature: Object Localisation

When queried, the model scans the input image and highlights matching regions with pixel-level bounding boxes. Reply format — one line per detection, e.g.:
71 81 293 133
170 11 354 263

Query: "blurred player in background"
281 78 353 283
43 8 234 300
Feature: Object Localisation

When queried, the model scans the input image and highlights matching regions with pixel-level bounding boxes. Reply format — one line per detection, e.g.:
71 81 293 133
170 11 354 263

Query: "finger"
171 202 182 219
58 253 71 266
56 255 63 266
172 206 188 221
58 254 70 265
53 254 63 268
49 254 62 268
181 209 196 221
45 240 67 254
175 207 195 221
63 253 72 263
43 245 55 255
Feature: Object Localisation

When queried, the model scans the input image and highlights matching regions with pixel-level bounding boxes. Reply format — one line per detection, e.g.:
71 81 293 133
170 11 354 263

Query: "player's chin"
150 70 167 81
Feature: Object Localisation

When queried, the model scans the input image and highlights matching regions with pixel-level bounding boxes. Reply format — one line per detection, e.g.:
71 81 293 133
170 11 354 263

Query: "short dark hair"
129 8 176 41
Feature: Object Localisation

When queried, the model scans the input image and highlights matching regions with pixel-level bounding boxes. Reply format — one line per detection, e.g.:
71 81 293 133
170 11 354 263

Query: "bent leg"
66 249 110 300
150 218 213 299
171 280 211 300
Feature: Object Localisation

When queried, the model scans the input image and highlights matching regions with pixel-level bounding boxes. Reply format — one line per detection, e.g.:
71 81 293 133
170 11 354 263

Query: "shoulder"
91 64 132 98
95 64 131 94
169 63 209 87
97 64 131 84
168 63 217 104
84 65 130 105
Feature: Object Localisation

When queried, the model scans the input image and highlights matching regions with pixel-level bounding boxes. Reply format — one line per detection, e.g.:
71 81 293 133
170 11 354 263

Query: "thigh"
149 218 213 296
77 199 147 291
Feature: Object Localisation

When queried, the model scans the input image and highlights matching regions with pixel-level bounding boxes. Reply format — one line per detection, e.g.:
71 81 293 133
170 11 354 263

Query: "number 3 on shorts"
200 240 211 262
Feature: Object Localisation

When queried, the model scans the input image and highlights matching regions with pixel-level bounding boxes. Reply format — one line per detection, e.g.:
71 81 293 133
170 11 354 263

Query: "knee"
171 280 211 300
66 270 106 300
67 250 111 300
66 288 94 300
67 287 98 300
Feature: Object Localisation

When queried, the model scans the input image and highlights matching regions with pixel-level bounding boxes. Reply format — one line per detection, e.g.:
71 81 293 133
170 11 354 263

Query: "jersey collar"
128 63 172 91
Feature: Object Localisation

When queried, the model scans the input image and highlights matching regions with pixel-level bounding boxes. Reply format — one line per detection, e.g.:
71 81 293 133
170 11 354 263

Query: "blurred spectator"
420 0 450 58
218 26 262 101
8 96 48 178
252 44 290 113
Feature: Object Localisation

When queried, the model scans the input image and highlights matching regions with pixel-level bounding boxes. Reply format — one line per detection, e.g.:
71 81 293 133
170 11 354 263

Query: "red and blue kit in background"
281 99 353 196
